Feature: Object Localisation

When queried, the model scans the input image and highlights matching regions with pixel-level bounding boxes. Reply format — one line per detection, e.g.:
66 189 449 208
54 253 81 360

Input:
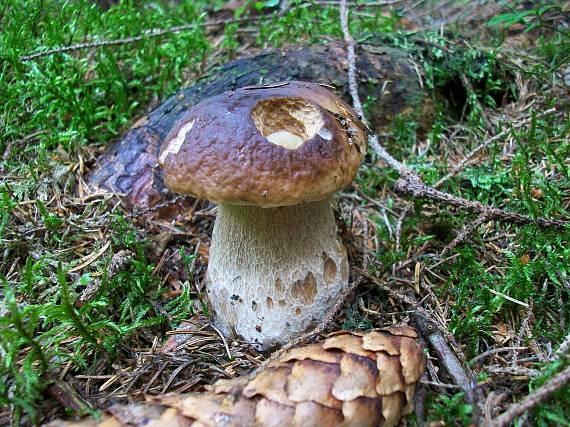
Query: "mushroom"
159 81 367 350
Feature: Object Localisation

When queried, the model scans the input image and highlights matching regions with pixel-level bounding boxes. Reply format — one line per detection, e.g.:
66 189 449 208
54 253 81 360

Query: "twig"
340 0 407 175
394 178 569 229
441 213 488 255
340 0 569 230
420 379 460 389
513 302 533 365
395 204 412 253
490 365 570 427
485 365 540 378
487 288 529 308
20 14 274 62
415 313 485 422
210 323 233 361
470 346 528 366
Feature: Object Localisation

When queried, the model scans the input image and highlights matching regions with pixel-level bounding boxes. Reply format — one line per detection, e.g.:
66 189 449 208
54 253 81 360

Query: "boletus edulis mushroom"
158 81 367 350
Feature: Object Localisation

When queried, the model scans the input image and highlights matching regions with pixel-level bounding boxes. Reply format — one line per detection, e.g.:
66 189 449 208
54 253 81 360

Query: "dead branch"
490 365 570 427
339 0 569 230
20 14 273 62
340 2 493 422
394 178 569 229
414 313 484 421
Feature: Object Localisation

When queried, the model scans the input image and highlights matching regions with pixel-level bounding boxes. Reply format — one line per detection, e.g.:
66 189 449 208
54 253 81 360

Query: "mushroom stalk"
207 199 349 350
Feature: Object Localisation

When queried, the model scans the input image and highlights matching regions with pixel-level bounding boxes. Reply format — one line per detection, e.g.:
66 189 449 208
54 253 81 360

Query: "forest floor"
1 0 569 426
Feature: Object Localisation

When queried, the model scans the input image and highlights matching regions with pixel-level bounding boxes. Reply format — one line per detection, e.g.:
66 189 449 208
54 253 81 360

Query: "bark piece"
48 328 425 427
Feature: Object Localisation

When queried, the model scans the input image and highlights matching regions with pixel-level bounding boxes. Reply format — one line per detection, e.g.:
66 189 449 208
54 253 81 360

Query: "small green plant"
0 189 16 240
427 392 473 426
0 276 48 423
342 303 373 331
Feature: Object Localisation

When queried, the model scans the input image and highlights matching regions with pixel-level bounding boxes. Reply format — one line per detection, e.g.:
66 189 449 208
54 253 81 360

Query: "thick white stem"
206 200 349 350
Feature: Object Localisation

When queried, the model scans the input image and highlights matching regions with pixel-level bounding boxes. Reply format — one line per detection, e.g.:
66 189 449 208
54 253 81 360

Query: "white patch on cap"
159 119 195 164
266 131 304 149
318 127 332 141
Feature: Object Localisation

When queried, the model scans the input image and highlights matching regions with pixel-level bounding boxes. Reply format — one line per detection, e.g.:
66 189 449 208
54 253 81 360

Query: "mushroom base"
206 200 349 350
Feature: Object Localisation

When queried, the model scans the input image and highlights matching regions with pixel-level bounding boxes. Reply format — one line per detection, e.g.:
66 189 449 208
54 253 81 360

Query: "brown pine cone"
49 327 425 427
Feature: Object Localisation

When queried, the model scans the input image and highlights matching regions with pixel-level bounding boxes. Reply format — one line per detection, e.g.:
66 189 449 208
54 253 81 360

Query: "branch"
20 14 273 62
339 1 569 230
491 365 570 427
394 178 569 229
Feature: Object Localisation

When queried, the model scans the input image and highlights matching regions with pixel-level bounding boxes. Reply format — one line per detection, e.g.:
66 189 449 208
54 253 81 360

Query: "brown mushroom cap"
158 81 368 207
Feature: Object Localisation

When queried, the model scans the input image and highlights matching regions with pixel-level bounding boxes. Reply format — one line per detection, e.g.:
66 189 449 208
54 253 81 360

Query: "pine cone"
49 327 425 427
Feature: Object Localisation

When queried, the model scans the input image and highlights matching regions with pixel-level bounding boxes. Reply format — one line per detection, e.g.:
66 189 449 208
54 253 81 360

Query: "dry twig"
490 365 570 427
339 0 568 230
415 313 484 421
394 179 569 228
441 213 489 255
340 1 494 422
20 14 274 62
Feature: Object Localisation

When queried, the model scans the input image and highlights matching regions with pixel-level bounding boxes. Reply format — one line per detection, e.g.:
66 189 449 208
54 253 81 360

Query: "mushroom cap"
158 81 368 207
